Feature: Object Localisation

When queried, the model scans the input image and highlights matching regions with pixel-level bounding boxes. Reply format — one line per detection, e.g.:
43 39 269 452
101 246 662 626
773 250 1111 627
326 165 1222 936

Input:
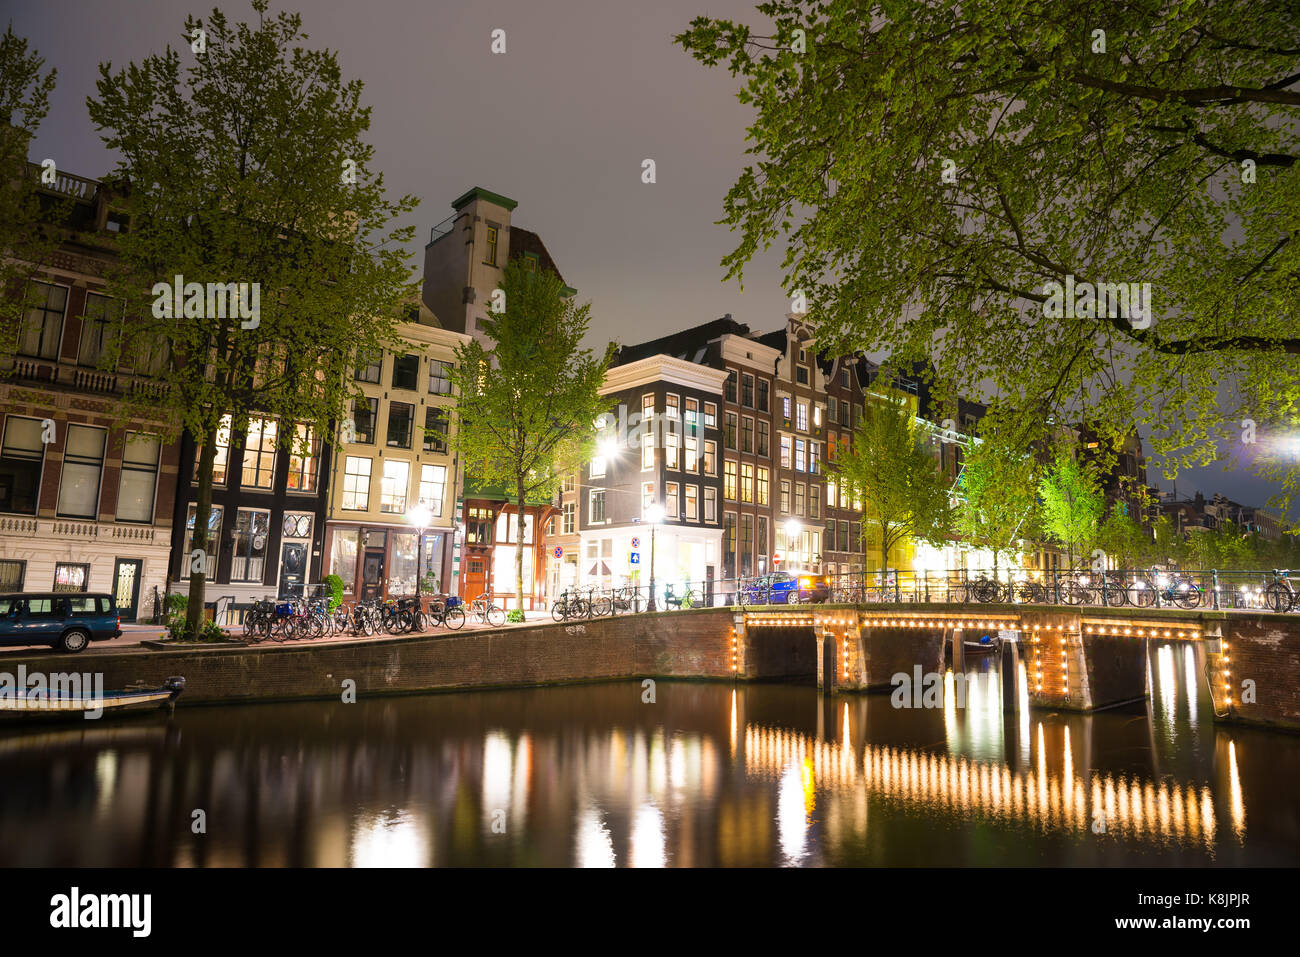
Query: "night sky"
8 0 1288 514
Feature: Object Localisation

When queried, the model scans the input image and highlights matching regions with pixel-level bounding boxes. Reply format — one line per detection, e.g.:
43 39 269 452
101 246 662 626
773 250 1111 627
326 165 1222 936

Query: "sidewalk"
0 607 559 659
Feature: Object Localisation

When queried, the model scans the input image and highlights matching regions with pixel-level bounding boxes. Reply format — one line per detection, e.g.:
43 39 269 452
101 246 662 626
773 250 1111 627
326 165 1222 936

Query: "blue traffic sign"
630 552 640 565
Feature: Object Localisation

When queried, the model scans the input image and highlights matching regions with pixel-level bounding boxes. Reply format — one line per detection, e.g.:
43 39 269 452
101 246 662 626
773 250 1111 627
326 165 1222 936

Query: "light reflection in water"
1228 741 1245 842
576 803 616 868
744 722 1220 849
0 678 1292 867
351 810 427 868
1183 644 1199 727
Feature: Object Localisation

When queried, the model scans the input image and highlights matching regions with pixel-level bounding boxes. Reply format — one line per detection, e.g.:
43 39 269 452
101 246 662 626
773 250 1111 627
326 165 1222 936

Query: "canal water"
1 642 1297 866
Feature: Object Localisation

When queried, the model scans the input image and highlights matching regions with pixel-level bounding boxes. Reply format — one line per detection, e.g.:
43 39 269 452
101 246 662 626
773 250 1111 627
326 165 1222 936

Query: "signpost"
553 546 563 559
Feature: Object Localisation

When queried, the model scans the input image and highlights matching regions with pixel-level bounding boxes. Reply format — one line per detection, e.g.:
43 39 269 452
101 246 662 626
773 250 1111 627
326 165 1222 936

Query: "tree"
448 258 614 612
1098 508 1150 568
0 24 61 358
955 433 1039 571
87 1 418 634
1039 448 1105 567
831 400 952 581
678 1 1300 520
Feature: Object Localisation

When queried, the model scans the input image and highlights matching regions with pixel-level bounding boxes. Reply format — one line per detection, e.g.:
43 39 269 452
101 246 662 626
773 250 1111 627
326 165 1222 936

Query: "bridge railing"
551 568 1300 616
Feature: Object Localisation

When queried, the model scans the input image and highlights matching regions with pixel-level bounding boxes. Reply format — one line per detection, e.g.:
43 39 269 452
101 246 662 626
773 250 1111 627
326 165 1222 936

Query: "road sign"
553 546 563 558
630 552 640 565
773 551 783 565
631 537 641 549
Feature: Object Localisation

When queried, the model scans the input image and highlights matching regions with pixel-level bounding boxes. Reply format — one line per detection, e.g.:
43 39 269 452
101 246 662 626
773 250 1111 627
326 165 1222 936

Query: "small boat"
0 676 185 720
963 636 1003 655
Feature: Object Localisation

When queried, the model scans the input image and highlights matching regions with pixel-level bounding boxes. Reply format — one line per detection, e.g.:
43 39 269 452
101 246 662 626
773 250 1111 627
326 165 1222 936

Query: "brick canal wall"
0 608 739 706
1209 613 1300 731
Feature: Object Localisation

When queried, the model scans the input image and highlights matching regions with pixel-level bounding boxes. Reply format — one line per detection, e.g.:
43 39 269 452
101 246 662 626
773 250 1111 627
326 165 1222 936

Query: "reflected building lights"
1228 740 1246 842
575 803 616 868
744 722 1223 846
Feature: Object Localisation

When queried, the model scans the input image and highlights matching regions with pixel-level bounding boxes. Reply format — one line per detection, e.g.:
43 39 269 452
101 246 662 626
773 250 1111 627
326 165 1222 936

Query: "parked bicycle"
1266 569 1296 613
426 594 466 630
552 588 591 621
467 592 506 627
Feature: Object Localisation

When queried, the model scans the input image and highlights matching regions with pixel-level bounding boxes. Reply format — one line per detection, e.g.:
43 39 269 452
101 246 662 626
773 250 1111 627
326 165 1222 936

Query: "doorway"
279 542 307 598
362 550 385 600
112 558 142 621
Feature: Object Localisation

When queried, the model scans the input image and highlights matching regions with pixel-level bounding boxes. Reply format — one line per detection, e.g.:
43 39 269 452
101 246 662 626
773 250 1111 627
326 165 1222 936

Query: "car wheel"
60 628 91 653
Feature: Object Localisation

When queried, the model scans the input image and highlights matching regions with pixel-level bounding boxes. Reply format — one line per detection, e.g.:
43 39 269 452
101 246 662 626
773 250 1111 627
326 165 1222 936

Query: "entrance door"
463 556 486 601
362 550 385 600
112 558 142 622
279 542 307 599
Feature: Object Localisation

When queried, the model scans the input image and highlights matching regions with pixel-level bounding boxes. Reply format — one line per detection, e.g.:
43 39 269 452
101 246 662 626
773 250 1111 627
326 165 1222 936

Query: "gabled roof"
509 226 568 289
616 315 754 366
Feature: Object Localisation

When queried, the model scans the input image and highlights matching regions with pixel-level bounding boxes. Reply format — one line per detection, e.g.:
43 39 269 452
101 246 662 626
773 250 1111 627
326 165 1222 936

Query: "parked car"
784 569 831 604
0 593 121 653
742 571 830 605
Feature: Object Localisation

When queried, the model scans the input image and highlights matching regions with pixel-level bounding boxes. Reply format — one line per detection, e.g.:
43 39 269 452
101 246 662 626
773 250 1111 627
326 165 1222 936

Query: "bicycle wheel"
1173 585 1202 610
1128 581 1156 607
443 605 465 630
1265 582 1292 613
592 596 613 617
552 601 567 622
486 604 505 627
681 589 699 608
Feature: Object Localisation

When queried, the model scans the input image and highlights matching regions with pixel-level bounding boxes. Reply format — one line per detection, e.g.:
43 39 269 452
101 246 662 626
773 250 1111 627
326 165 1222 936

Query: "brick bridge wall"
1209 614 1300 731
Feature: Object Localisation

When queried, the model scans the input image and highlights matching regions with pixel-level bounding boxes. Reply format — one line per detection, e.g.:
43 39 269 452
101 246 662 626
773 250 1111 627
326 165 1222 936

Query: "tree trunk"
185 425 217 635
515 479 527 613
880 525 890 584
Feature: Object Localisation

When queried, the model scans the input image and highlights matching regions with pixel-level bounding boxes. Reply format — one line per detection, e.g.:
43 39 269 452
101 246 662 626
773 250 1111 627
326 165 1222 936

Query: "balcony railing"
26 162 100 202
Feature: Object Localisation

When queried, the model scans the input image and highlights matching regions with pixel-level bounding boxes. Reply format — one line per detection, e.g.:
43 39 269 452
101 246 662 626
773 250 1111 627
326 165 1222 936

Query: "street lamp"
408 502 432 621
646 502 665 611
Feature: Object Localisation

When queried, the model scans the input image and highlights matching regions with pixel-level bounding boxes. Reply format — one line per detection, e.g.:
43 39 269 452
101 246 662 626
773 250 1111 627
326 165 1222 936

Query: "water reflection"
0 656 1298 867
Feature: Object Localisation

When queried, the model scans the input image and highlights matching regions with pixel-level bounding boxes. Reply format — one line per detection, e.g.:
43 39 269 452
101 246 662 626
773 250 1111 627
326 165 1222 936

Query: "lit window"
241 417 278 489
116 432 160 523
342 457 371 510
287 424 318 492
231 509 271 583
55 425 106 519
419 464 446 517
380 460 410 513
429 359 453 395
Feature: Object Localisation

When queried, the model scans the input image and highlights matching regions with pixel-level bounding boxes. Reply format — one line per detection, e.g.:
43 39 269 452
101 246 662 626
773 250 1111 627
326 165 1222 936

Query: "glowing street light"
646 503 665 611
408 502 433 620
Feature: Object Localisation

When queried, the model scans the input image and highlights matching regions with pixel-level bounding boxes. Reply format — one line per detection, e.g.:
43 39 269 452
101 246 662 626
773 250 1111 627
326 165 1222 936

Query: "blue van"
0 593 121 653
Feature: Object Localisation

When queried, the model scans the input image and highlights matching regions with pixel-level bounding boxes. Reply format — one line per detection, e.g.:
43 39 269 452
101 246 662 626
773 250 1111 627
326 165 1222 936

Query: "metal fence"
545 567 1300 619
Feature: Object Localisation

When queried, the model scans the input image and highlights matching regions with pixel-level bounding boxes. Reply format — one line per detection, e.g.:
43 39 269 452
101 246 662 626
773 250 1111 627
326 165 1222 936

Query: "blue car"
0 593 121 653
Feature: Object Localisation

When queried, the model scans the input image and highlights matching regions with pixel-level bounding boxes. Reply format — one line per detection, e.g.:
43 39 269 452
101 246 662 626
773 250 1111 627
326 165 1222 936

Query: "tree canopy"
1039 448 1106 566
831 399 953 579
0 24 61 360
956 432 1039 569
87 0 418 631
448 258 614 609
678 0 1300 518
